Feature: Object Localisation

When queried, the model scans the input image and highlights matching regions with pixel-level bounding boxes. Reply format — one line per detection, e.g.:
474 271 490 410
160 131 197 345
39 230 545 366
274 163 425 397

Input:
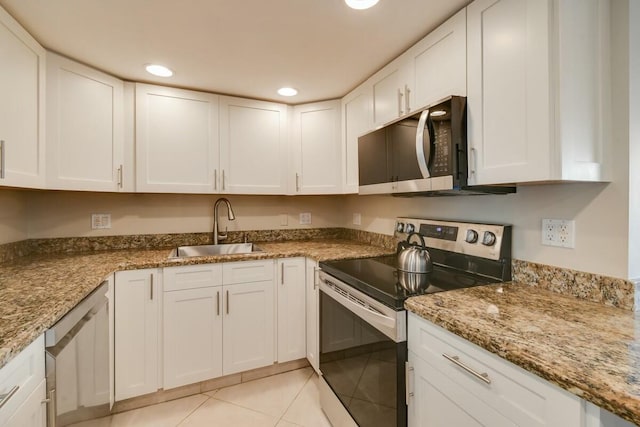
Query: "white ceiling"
0 0 470 104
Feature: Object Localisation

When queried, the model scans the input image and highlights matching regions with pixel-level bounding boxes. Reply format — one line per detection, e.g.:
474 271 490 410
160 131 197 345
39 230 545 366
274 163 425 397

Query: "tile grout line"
175 394 214 427
276 370 315 426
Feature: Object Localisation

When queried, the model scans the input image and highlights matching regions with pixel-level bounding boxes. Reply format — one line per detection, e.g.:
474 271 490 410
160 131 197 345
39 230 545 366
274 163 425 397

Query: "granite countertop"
405 283 640 426
0 239 392 370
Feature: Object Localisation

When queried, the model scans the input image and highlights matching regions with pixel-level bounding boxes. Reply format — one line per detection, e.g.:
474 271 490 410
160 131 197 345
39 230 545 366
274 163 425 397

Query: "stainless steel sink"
168 243 262 258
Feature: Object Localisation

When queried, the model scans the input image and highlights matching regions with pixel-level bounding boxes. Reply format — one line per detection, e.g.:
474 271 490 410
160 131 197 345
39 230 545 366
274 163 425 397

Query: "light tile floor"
73 368 332 427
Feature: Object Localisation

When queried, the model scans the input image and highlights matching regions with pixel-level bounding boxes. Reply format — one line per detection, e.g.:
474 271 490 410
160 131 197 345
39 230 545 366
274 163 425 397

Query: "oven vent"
325 279 384 315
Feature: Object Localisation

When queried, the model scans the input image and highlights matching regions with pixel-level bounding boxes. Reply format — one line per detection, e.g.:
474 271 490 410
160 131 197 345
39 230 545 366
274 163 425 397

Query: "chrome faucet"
213 198 236 244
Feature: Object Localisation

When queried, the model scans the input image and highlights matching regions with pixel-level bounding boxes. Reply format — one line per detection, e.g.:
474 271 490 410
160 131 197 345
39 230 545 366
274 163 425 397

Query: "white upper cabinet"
342 82 373 194
407 8 467 109
0 6 45 189
136 83 219 193
371 58 411 127
370 9 467 128
466 0 611 185
219 96 287 194
290 100 342 194
46 52 124 191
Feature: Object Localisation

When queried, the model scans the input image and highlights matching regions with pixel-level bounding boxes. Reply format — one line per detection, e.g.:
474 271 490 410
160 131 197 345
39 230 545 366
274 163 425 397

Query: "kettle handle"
407 232 427 249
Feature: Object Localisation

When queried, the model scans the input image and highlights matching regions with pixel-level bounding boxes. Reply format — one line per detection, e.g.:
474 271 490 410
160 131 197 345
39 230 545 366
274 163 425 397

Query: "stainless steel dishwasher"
45 281 111 426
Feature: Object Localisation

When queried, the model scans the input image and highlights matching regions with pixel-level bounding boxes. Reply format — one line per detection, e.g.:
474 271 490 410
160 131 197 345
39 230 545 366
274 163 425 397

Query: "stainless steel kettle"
397 233 433 274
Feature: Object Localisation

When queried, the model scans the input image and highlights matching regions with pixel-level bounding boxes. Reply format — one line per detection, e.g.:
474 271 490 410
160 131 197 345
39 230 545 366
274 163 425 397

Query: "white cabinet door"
305 259 319 373
114 269 160 401
136 83 219 193
222 280 275 375
341 83 373 194
46 52 124 191
466 0 552 185
276 258 306 363
219 96 287 194
290 100 342 194
164 287 223 389
371 59 410 126
408 8 466 109
0 7 45 189
5 380 46 427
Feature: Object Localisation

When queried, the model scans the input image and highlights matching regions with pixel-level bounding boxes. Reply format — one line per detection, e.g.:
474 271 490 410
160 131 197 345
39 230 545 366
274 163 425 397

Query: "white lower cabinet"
114 269 161 401
162 260 276 389
276 258 306 363
305 259 320 372
222 280 275 375
0 335 46 427
407 312 583 427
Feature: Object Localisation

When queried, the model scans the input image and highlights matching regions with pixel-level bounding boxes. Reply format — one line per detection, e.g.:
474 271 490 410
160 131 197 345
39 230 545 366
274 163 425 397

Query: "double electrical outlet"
542 219 575 248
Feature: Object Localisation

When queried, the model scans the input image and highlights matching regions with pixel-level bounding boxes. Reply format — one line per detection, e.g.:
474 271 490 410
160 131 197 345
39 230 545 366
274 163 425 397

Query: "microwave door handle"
415 109 431 178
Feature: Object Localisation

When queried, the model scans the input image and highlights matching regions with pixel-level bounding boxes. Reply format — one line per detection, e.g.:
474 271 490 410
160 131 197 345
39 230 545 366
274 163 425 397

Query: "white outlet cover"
279 214 288 226
541 219 575 248
299 212 312 225
91 213 112 229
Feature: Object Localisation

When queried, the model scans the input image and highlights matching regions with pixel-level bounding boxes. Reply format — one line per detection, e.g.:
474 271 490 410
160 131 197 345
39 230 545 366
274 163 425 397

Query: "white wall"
0 189 29 244
26 192 344 239
628 0 640 279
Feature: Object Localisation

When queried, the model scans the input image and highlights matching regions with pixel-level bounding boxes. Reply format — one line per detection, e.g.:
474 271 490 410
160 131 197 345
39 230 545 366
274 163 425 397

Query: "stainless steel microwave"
358 96 515 196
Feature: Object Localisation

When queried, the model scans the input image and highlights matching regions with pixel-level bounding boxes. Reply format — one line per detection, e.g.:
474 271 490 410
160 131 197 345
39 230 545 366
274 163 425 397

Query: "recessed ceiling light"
345 0 379 10
145 64 173 77
277 87 298 97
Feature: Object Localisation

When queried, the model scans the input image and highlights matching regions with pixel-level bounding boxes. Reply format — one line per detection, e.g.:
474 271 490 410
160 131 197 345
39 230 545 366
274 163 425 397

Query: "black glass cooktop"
319 255 494 310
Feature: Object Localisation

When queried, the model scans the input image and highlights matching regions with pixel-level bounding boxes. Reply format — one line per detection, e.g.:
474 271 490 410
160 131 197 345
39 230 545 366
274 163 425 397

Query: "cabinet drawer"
164 264 223 291
223 260 274 284
0 335 45 426
408 313 581 426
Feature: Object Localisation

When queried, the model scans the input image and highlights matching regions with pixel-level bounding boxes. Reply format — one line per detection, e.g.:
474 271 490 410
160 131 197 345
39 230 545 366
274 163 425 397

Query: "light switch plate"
91 213 112 229
299 212 312 225
353 213 362 225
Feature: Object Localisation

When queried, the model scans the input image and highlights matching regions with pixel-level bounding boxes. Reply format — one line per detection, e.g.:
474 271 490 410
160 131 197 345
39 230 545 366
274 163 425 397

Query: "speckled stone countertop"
0 239 392 370
405 283 640 426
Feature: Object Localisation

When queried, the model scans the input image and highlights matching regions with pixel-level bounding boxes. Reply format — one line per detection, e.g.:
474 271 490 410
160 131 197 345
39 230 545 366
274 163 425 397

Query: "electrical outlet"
353 213 362 226
91 213 112 230
541 219 575 248
279 214 288 226
299 212 312 225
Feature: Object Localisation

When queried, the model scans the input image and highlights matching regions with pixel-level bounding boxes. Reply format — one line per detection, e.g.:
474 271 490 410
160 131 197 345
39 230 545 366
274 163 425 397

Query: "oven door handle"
319 280 400 342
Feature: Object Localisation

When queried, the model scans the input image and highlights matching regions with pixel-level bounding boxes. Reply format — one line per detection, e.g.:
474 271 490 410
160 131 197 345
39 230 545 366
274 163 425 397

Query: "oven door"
319 272 407 427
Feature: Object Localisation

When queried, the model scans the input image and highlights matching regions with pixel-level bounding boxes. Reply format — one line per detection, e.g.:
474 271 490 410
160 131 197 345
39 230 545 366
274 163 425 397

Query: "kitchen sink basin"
168 243 262 258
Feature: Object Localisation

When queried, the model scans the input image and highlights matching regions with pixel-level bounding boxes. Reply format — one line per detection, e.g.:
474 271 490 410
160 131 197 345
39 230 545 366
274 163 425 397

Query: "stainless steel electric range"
317 218 512 427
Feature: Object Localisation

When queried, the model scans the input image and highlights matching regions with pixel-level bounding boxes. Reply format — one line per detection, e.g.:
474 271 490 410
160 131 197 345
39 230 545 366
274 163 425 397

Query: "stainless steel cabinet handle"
397 89 404 116
405 362 414 405
470 147 477 176
214 169 218 191
281 263 285 285
404 85 411 113
150 273 154 300
222 170 226 190
295 173 300 192
216 291 220 315
442 353 491 384
0 385 19 409
117 165 123 188
226 290 230 314
0 140 5 179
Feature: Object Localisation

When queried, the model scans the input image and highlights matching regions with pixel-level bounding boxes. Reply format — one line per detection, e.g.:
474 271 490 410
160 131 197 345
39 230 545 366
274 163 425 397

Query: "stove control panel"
394 218 512 261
